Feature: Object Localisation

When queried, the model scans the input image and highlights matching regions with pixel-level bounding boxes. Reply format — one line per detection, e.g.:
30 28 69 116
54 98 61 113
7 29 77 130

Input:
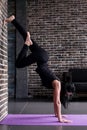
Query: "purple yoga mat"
0 114 87 126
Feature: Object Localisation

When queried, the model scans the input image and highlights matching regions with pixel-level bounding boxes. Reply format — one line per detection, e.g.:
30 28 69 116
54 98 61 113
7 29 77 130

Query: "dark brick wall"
26 0 87 97
0 0 8 121
7 0 87 98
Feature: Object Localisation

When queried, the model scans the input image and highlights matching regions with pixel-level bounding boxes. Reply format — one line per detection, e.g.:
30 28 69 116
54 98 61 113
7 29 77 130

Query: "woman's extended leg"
4 15 44 54
4 15 27 41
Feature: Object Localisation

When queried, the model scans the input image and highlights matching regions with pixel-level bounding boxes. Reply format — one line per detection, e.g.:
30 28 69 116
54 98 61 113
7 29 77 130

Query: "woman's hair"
61 73 75 108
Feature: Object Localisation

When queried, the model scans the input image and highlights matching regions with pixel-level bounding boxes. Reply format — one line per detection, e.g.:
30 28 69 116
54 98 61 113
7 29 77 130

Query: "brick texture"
0 0 8 121
26 0 87 97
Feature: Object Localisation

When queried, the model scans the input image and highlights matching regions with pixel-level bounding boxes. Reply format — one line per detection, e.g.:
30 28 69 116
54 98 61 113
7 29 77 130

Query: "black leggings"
12 19 49 68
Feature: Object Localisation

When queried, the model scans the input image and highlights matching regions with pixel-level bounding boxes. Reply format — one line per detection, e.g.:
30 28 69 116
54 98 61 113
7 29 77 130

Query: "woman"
4 15 72 123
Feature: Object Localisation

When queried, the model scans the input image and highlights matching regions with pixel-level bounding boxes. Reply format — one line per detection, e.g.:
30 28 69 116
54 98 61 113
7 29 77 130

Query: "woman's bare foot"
25 32 33 46
4 15 15 25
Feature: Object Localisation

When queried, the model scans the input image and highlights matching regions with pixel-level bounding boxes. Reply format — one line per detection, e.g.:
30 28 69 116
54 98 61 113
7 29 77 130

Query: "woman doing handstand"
4 15 72 123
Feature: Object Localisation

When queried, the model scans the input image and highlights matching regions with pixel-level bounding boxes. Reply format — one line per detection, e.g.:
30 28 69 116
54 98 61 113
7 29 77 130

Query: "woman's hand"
59 118 72 123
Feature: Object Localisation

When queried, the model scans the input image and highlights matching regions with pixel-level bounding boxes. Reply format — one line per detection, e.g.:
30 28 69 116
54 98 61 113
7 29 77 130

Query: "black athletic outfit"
12 19 60 89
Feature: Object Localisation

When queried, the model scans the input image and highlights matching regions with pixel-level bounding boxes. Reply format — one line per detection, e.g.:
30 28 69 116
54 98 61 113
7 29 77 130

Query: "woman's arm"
52 80 72 123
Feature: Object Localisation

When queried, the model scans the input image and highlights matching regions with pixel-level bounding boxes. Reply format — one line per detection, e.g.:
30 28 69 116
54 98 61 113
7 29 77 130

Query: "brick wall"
26 0 87 97
0 0 8 121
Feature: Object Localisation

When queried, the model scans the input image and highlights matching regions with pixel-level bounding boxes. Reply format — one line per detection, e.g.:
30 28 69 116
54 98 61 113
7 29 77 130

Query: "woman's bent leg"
16 52 36 68
16 33 36 68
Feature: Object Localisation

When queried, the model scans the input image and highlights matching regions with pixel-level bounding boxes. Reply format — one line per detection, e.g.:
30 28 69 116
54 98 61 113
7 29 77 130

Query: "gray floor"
0 99 87 130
